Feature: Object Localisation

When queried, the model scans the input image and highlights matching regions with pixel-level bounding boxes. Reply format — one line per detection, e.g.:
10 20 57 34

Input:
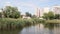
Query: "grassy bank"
0 18 45 30
44 20 60 28
45 19 60 24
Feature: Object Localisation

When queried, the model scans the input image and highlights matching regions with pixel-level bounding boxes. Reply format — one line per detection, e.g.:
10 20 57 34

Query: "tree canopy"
3 6 21 18
42 11 54 20
25 12 32 17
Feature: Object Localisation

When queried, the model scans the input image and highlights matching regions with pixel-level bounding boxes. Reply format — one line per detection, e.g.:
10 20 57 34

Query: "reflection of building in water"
34 24 44 34
40 24 44 29
35 24 44 30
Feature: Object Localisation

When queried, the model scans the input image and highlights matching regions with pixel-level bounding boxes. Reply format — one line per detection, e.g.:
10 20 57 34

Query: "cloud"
4 2 14 6
3 1 39 15
15 2 38 14
5 2 11 6
17 2 38 8
16 2 38 11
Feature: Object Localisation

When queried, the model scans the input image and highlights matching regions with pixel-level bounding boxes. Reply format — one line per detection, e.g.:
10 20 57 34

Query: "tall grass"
0 18 45 30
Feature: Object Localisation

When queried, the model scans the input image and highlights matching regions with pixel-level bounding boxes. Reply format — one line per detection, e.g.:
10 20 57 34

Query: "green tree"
54 14 60 19
42 11 54 20
3 6 20 18
48 11 54 19
0 12 2 18
25 12 32 17
31 15 37 18
42 13 48 20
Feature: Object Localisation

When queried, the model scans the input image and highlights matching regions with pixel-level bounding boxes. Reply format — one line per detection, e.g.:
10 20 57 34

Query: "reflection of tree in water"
44 23 54 28
0 28 23 34
49 28 54 34
47 23 60 34
44 23 55 34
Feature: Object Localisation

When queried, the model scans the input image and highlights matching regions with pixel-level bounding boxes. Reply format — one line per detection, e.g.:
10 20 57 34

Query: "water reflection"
0 28 23 34
20 24 60 34
0 24 60 34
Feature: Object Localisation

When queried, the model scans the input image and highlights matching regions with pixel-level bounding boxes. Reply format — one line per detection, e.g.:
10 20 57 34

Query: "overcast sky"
0 0 60 15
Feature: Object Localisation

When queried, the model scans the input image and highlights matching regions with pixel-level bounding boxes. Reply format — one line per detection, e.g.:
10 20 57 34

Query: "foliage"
0 12 2 18
54 14 60 19
3 6 20 18
25 12 32 17
48 11 54 19
0 18 44 30
42 11 54 20
42 13 48 20
31 15 37 18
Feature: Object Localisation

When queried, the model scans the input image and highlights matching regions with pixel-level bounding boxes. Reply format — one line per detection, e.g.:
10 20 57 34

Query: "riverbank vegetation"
0 6 60 30
0 6 45 30
0 18 45 30
45 20 60 23
42 11 60 20
42 11 60 28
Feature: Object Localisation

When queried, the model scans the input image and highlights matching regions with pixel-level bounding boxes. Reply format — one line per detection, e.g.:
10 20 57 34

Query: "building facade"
35 8 43 17
52 6 60 14
35 7 50 17
43 7 50 13
35 6 60 17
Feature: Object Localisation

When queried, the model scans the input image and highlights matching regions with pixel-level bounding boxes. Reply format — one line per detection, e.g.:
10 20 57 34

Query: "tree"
25 12 32 17
3 6 20 18
42 13 48 20
31 15 37 18
0 12 2 18
48 11 54 19
42 11 54 20
54 14 60 19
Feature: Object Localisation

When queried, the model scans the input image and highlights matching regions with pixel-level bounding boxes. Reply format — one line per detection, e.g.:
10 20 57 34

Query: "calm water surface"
0 24 60 34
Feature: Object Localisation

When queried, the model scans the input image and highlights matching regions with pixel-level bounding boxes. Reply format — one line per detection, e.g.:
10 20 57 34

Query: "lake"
0 24 60 34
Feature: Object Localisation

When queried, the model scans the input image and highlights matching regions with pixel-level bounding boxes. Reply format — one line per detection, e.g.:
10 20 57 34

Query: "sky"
0 0 60 15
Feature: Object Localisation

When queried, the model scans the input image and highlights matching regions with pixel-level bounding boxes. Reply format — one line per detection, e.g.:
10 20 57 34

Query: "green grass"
45 19 60 24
